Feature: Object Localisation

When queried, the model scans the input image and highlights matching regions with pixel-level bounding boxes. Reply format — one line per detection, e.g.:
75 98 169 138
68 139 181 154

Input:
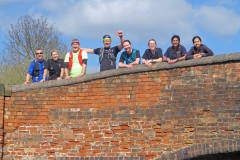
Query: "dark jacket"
186 44 214 60
164 45 187 60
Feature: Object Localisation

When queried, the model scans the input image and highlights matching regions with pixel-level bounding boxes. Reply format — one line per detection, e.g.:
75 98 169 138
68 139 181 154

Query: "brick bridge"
0 53 240 160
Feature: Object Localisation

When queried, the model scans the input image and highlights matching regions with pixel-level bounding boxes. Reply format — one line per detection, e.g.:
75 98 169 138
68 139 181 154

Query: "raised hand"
116 31 123 37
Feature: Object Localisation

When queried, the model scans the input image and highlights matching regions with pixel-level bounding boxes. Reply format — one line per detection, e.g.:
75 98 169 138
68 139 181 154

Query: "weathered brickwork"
0 84 5 160
0 95 4 160
2 60 240 160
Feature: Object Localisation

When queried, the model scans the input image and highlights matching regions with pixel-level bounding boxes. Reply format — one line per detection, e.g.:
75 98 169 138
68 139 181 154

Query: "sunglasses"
36 52 43 55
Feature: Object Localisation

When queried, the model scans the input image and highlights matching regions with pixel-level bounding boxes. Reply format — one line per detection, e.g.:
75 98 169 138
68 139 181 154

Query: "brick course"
2 56 240 159
0 84 5 160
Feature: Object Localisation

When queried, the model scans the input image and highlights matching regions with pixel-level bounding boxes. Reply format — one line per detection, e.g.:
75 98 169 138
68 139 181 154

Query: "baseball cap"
103 35 111 40
71 39 80 45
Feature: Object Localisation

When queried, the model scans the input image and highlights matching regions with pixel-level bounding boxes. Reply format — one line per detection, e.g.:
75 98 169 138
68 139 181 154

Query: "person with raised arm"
81 31 124 72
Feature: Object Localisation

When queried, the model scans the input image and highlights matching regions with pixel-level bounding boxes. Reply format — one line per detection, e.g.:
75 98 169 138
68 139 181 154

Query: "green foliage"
0 60 31 85
0 15 68 85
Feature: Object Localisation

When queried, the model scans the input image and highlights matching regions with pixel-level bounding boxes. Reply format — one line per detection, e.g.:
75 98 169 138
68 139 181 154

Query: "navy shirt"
142 48 163 60
186 44 214 60
94 46 120 72
119 49 140 64
164 45 187 60
27 59 45 82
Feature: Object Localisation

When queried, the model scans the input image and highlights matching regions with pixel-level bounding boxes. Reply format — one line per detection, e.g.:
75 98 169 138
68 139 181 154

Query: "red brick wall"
0 83 5 160
3 62 240 160
0 95 4 160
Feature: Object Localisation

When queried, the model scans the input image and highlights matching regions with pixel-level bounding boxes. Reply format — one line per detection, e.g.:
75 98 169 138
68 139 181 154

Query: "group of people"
23 31 214 84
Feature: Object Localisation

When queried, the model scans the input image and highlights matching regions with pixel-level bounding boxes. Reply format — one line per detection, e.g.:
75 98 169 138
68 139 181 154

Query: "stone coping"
5 52 240 93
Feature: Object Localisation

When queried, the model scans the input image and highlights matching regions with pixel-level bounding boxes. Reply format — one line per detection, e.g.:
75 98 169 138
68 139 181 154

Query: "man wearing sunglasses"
81 31 124 72
24 48 46 84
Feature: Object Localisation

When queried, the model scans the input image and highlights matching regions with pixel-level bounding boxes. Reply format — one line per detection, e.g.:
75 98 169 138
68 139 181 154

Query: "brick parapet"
10 52 240 92
2 53 240 159
0 84 4 160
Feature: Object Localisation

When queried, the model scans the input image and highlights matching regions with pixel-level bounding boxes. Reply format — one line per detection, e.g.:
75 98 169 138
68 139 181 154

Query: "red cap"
71 39 79 45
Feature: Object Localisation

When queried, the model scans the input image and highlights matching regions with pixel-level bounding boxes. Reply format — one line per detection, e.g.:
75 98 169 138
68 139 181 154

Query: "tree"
0 15 68 85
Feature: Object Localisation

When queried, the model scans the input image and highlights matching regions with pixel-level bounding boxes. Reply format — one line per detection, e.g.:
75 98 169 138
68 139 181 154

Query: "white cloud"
1 0 240 46
194 6 240 36
40 0 196 45
38 0 240 46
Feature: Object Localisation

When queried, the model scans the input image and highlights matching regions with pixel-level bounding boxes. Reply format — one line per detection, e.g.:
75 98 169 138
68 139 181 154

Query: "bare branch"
0 15 68 84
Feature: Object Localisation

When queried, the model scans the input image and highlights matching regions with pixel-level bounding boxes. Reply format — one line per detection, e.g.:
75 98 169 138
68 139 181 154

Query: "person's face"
72 42 80 52
51 51 59 61
193 38 201 48
35 50 43 60
148 40 157 51
103 39 111 48
123 42 132 53
172 38 180 47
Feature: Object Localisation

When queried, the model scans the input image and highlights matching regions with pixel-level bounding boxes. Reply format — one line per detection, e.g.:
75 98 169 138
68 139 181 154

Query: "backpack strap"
108 48 116 61
49 59 61 76
99 48 116 64
124 49 137 64
33 59 40 77
132 49 136 60
99 48 104 63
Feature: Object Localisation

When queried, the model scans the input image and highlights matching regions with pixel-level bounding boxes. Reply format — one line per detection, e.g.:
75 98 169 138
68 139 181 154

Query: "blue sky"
0 0 240 73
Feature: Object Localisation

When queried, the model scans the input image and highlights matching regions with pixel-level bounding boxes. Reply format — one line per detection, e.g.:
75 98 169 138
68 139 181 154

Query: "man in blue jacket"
24 48 45 84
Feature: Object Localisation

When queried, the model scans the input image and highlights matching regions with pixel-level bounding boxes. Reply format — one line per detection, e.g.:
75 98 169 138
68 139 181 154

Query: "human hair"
51 49 59 56
148 39 157 45
123 40 131 45
192 36 202 44
36 48 42 51
171 35 180 42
